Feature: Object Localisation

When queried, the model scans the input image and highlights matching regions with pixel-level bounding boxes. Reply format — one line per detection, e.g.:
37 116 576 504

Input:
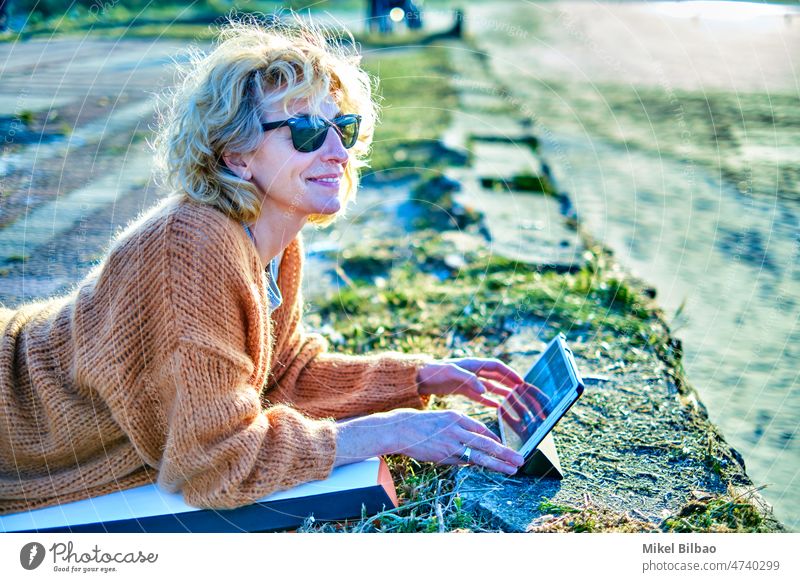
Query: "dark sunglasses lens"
292 124 327 153
335 118 359 149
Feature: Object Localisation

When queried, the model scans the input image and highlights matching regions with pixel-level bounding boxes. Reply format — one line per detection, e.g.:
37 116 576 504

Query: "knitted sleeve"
154 210 337 509
272 325 434 420
269 272 434 420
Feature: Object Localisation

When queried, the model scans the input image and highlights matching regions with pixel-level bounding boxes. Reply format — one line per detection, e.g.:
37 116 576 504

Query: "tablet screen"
498 341 575 453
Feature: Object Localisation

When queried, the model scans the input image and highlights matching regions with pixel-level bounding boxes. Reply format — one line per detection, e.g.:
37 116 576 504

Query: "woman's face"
237 95 350 220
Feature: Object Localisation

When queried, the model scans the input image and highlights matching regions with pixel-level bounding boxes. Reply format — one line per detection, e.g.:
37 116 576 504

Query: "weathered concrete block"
447 169 584 272
471 141 545 184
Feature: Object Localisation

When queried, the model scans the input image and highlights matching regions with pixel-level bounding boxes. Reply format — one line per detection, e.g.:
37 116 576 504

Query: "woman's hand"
334 409 525 475
417 357 526 408
383 409 524 474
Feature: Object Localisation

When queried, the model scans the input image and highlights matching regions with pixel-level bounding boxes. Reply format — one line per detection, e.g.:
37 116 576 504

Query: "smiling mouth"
307 176 341 187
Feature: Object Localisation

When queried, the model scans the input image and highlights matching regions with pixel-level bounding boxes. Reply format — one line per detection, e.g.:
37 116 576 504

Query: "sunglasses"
261 114 361 153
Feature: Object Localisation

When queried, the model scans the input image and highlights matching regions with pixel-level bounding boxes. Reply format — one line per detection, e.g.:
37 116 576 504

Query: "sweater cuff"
382 353 436 410
265 405 339 489
300 416 338 483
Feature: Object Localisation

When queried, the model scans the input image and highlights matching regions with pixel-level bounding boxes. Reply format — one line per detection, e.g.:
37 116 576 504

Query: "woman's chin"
312 197 342 215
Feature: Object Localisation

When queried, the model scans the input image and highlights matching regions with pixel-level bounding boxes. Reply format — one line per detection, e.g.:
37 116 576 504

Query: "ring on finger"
458 445 473 464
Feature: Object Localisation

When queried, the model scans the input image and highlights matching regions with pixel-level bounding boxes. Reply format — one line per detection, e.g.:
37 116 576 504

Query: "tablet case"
0 457 398 533
519 433 563 480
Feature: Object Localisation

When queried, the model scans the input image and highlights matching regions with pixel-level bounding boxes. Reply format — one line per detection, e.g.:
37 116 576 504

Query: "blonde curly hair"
153 14 377 227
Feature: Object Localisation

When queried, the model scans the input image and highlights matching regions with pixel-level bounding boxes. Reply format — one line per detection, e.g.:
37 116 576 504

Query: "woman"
0 17 524 515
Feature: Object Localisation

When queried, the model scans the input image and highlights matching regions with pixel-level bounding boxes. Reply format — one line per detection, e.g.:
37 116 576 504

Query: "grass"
530 486 781 533
311 229 661 361
1 1 220 40
530 495 658 533
60 23 223 41
530 487 779 533
480 173 555 195
661 486 781 533
18 110 35 126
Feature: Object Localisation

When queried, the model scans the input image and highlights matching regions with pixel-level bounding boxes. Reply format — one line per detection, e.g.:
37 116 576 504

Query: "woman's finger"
439 456 463 467
462 448 519 476
451 369 493 401
467 393 501 408
478 378 515 398
452 374 505 408
452 358 526 387
441 442 472 466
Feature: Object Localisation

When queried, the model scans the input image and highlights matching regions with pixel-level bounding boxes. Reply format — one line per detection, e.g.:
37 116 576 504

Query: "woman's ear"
222 152 252 181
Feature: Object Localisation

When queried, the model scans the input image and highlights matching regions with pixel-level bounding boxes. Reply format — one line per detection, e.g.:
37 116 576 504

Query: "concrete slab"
471 141 544 181
448 169 583 271
438 35 783 533
442 111 536 154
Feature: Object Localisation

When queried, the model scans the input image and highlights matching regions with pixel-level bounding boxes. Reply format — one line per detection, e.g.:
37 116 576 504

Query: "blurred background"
0 0 797 530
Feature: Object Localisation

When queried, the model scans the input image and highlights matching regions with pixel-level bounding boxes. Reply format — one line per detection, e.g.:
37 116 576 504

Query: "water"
468 1 800 529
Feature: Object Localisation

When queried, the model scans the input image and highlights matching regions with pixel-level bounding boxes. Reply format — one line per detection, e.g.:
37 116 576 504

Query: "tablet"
497 333 584 463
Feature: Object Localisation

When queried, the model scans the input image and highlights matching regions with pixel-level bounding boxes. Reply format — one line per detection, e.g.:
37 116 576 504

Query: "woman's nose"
319 126 349 164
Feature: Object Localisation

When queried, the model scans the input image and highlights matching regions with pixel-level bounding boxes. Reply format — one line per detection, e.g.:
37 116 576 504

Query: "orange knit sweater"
0 196 432 515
